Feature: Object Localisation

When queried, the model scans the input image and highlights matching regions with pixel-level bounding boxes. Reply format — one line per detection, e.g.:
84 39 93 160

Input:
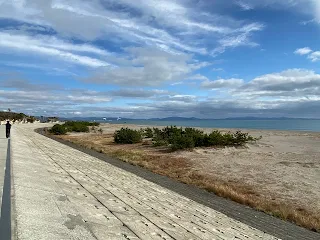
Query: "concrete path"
0 124 301 239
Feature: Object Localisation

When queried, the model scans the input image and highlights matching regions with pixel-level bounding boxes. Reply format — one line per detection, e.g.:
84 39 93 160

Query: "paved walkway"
2 124 314 239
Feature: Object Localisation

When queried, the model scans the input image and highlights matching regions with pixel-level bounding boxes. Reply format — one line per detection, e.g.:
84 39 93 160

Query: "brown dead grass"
56 133 320 232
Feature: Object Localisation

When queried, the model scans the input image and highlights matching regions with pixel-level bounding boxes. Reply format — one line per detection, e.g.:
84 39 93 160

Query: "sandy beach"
60 123 320 231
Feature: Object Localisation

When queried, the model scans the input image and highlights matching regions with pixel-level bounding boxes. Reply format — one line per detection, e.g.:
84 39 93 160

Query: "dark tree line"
0 111 36 122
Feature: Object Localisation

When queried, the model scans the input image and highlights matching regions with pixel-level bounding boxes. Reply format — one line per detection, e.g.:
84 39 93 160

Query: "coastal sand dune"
178 130 320 213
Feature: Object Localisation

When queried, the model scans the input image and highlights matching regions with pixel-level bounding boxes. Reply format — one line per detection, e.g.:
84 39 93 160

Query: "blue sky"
0 0 320 118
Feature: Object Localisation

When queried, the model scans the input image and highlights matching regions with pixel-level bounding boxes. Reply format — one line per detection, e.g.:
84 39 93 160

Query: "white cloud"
212 23 264 54
67 95 111 103
308 51 320 62
0 0 264 56
0 61 77 76
2 70 320 118
202 78 244 89
170 82 183 86
169 95 197 103
232 0 320 25
238 69 320 97
85 47 198 86
235 1 254 10
1 32 110 56
187 74 209 81
212 68 224 72
110 89 173 98
311 0 320 23
0 89 112 104
2 1 320 119
295 47 320 62
294 47 313 55
300 18 317 25
0 32 110 67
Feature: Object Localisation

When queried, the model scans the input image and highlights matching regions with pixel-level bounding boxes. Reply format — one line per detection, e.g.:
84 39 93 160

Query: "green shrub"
49 121 97 134
164 126 183 142
153 126 259 150
223 132 236 145
91 122 100 127
233 131 251 145
144 127 153 138
184 128 205 147
170 134 195 150
49 124 67 135
152 127 163 141
0 111 27 121
114 128 142 144
70 124 89 133
63 121 93 132
152 139 168 147
207 130 223 145
64 121 99 127
152 126 179 144
113 126 259 150
26 117 36 123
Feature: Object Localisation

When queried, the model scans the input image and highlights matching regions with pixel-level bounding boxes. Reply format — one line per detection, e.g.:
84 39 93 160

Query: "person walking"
6 121 11 138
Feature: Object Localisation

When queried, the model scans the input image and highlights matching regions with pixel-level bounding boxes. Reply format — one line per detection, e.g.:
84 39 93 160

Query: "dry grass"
56 133 320 233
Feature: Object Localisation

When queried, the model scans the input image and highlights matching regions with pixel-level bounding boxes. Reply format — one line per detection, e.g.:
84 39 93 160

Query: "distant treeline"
0 111 25 121
0 111 38 123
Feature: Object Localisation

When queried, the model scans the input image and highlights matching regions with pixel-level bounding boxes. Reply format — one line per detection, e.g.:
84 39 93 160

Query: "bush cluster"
114 128 142 144
49 124 68 135
144 127 153 138
49 121 99 135
116 126 260 150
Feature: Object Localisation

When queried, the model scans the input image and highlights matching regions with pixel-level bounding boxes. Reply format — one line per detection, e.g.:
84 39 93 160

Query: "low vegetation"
0 111 36 122
114 128 143 144
49 121 99 135
144 127 153 138
116 126 260 151
49 124 68 135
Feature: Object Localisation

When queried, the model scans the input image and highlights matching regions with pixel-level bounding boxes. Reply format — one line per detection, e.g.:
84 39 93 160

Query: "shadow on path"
0 139 11 240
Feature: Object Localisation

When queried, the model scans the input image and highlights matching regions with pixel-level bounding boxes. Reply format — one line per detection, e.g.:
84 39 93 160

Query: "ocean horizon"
101 119 320 132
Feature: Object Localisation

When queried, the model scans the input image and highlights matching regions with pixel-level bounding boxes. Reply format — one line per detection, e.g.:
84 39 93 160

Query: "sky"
0 0 320 119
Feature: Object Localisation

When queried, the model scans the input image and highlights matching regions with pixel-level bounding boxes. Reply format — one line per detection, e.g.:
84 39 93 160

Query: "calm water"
110 119 320 132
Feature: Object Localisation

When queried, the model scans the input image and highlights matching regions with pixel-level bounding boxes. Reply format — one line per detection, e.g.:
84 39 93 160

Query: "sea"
105 119 320 132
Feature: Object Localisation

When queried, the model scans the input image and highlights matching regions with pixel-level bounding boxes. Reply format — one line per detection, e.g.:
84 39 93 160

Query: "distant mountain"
148 117 318 121
223 117 317 120
149 117 201 121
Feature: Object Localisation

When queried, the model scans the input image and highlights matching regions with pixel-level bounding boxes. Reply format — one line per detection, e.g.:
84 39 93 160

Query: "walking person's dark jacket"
6 121 11 138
